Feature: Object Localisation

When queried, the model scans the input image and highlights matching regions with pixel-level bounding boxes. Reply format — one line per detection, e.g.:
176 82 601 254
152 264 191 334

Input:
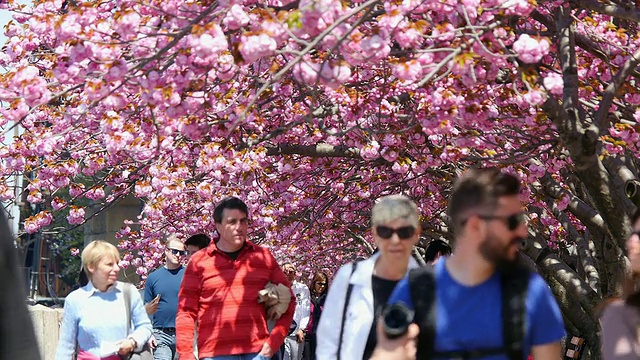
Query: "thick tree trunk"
521 231 603 356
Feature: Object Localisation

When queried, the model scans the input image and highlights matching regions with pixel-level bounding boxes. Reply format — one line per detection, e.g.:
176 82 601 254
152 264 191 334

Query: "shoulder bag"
122 283 154 360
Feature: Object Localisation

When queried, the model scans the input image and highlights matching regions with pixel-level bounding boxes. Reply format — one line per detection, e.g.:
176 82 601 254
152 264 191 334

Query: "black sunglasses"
376 225 416 240
168 248 186 256
478 213 528 231
316 282 327 286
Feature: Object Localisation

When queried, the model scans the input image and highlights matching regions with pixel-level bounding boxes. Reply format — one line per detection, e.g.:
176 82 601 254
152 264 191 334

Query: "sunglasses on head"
168 248 186 256
478 212 528 231
376 225 416 240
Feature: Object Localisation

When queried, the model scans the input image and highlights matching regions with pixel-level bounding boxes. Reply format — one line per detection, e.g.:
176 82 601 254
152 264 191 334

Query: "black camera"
381 302 415 339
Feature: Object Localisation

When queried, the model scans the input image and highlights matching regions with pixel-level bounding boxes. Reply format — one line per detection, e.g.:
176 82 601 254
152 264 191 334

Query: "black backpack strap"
408 266 436 360
501 265 530 360
337 260 360 360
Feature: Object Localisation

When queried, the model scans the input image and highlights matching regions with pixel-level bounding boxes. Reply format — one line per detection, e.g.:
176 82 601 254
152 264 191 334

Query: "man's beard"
479 232 523 272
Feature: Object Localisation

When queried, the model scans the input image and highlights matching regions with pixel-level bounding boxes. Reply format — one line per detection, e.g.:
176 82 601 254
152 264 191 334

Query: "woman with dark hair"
601 208 640 359
302 271 329 360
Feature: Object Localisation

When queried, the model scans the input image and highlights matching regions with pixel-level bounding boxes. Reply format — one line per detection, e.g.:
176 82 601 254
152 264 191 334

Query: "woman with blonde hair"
55 240 152 360
316 194 422 360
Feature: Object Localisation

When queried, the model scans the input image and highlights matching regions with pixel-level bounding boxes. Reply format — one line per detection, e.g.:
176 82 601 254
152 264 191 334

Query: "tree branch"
537 173 608 235
572 0 640 23
544 7 631 250
522 230 600 320
548 195 601 293
594 47 640 131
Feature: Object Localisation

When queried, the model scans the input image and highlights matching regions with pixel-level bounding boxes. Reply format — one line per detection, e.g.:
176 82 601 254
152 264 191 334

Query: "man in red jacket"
176 197 295 360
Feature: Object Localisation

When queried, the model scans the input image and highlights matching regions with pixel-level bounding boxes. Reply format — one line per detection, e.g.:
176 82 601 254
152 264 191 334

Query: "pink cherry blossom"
69 183 86 198
503 0 534 16
360 35 391 61
513 34 550 64
293 61 320 84
393 60 422 82
67 206 86 225
240 34 277 63
320 62 352 88
543 72 564 96
223 5 250 30
194 25 228 58
523 89 546 106
360 141 380 161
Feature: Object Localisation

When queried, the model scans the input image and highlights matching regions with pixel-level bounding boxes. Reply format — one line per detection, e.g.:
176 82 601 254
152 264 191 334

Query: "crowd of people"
48 167 640 360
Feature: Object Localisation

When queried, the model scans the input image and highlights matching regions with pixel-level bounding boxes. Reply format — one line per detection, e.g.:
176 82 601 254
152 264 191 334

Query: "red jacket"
176 240 295 359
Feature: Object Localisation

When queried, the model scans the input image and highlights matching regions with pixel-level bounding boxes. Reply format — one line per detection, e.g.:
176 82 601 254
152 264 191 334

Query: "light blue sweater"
55 281 152 359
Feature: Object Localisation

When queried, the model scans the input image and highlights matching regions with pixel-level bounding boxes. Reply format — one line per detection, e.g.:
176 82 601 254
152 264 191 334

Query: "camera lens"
382 302 414 339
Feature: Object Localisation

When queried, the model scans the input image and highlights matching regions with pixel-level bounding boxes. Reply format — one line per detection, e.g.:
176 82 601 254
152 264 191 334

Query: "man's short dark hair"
213 197 249 224
424 239 452 262
185 234 211 250
448 167 520 232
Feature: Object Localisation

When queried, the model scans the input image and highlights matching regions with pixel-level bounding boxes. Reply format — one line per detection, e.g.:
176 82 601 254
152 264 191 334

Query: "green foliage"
51 229 84 288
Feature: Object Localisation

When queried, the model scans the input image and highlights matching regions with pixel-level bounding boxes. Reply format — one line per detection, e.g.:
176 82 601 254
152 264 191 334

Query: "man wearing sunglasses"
385 167 565 359
143 235 187 360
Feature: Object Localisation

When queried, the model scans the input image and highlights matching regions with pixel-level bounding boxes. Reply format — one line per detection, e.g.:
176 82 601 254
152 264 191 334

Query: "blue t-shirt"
143 266 185 328
387 259 565 359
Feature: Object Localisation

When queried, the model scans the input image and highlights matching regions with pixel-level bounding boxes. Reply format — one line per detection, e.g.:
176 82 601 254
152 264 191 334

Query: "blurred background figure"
0 210 41 360
183 233 211 358
423 239 451 265
302 271 329 360
184 234 211 262
144 235 186 360
282 262 310 360
600 208 640 359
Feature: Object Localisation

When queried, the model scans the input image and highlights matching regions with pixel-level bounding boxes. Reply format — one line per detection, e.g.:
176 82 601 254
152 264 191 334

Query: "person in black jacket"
302 271 329 360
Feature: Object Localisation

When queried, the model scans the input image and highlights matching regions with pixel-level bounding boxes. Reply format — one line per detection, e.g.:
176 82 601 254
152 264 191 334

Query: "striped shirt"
176 240 295 359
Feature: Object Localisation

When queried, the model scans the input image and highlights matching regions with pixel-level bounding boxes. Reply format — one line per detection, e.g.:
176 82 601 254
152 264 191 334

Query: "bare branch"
594 47 640 130
536 173 608 235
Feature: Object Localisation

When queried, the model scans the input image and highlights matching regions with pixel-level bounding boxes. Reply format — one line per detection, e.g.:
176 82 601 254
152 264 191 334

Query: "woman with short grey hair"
316 195 422 360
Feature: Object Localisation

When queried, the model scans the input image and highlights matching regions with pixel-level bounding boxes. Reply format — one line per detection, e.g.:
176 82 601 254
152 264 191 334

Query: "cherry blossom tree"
1 0 640 356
